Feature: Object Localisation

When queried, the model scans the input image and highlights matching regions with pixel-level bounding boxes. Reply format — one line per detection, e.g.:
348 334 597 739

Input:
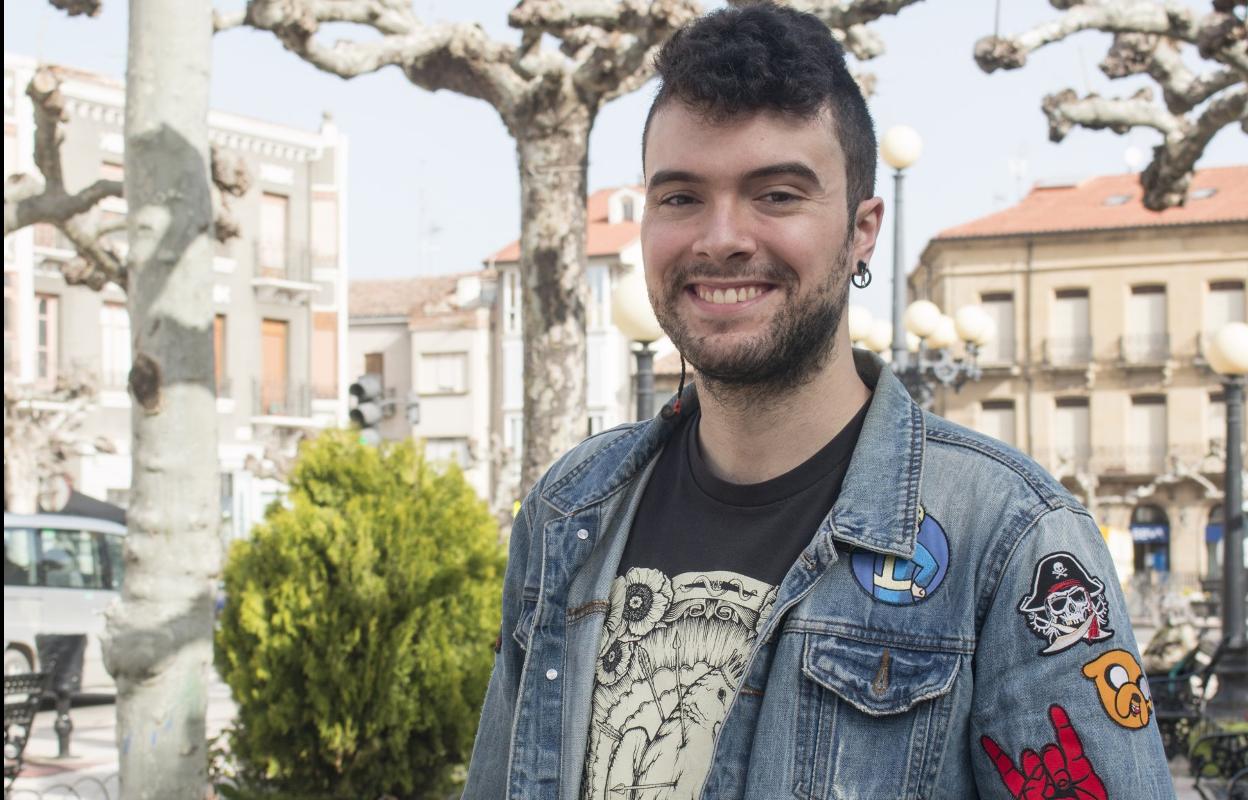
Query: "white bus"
4 512 126 692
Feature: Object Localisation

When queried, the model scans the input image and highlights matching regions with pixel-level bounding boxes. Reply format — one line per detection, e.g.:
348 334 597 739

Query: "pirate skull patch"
1018 552 1113 656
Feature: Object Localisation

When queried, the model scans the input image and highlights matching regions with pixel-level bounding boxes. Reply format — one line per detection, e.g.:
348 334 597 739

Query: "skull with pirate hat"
1018 552 1114 655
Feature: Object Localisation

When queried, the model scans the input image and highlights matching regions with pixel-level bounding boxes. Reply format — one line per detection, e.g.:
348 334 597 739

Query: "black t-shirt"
580 402 867 799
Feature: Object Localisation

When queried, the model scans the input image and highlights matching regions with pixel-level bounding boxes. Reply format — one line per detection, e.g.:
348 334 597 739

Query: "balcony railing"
253 379 311 419
1043 336 1092 367
1034 448 1093 474
1116 445 1168 474
253 242 313 283
1118 333 1170 365
979 338 1016 366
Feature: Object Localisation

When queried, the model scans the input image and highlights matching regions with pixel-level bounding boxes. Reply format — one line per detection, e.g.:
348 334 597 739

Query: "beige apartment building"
347 272 498 505
4 54 350 539
917 166 1247 600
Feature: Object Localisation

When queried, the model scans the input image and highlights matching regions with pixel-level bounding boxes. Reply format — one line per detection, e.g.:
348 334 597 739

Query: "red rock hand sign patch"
980 705 1107 800
1018 552 1113 656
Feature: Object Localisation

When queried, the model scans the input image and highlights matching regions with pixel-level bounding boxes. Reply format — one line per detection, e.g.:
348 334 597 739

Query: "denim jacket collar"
540 348 923 559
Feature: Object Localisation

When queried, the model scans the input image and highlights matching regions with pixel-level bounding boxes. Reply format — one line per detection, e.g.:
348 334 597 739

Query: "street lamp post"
612 264 666 421
880 125 923 371
850 299 993 410
1206 321 1248 721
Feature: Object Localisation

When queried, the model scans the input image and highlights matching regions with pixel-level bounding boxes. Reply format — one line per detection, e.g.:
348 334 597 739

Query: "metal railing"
979 338 1016 366
1043 336 1093 366
1117 445 1168 474
252 241 313 283
1033 447 1093 474
252 379 311 418
1119 333 1170 364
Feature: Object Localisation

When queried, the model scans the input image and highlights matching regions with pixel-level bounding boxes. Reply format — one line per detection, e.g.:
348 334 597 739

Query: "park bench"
1189 729 1248 800
3 668 53 794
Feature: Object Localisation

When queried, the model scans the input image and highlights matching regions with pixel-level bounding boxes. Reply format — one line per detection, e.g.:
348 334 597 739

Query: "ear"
850 197 884 269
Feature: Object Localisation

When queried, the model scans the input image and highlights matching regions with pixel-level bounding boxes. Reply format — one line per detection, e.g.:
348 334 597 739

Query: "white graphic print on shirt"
581 567 778 800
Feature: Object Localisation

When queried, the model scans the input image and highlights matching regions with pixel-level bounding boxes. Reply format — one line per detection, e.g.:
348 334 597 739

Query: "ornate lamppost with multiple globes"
879 124 923 371
849 301 994 410
875 124 992 407
612 264 666 421
1205 320 1248 721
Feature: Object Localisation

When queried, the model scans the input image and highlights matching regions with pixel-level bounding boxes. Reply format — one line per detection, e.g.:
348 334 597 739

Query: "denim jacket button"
546 668 559 681
576 529 589 540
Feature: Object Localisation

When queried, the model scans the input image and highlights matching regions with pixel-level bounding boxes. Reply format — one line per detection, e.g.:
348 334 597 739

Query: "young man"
464 5 1173 799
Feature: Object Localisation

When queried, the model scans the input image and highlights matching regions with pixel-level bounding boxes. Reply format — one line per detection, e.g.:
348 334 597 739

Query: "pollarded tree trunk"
515 114 592 493
102 1 221 797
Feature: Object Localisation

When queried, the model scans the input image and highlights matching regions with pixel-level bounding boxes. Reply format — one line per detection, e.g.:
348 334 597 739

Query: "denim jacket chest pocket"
794 632 962 800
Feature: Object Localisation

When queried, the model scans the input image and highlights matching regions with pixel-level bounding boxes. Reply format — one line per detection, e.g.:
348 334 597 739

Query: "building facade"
347 272 497 505
4 54 350 540
917 166 1247 608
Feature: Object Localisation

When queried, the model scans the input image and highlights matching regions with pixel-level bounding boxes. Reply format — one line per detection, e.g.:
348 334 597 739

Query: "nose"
692 201 757 264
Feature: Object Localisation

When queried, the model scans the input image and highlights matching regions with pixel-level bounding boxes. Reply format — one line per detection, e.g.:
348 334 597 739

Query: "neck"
694 338 871 485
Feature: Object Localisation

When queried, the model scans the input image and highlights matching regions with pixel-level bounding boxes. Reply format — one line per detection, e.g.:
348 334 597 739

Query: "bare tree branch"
3 368 108 514
4 67 253 290
49 0 101 17
777 0 925 30
975 0 1247 210
733 0 926 93
3 67 127 287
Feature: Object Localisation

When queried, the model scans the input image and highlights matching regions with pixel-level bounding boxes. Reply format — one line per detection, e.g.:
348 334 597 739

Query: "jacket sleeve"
970 505 1175 799
462 493 536 799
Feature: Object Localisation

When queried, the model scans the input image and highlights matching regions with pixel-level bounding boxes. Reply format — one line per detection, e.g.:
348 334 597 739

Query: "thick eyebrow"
647 162 823 192
647 169 703 190
743 162 823 189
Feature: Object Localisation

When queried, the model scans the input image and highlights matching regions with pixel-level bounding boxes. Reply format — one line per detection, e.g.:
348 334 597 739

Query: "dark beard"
650 241 853 409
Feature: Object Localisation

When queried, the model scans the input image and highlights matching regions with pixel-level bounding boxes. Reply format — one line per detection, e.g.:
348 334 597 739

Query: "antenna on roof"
1123 146 1145 174
1008 155 1029 203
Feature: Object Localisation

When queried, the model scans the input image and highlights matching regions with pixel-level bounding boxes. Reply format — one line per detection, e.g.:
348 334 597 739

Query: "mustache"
662 261 795 291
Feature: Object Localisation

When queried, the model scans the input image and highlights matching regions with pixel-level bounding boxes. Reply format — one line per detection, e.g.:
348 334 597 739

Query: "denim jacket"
464 350 1174 799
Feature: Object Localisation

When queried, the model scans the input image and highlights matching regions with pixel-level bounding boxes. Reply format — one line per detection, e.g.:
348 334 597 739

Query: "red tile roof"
487 186 643 263
934 165 1247 241
349 271 487 322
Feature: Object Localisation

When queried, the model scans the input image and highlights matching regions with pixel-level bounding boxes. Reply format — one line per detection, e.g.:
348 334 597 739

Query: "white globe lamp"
880 125 923 171
1208 322 1248 376
848 305 874 344
904 300 942 339
611 265 664 343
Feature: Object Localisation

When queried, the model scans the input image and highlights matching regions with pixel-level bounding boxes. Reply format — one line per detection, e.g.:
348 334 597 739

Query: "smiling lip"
685 283 775 311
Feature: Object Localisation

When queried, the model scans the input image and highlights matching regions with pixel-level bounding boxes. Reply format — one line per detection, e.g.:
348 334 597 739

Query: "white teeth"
697 286 763 304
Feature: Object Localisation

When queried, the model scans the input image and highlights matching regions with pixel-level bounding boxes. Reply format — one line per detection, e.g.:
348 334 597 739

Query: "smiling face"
641 102 880 394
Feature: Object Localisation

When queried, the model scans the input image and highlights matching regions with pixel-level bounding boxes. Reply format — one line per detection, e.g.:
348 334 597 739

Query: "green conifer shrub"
215 431 505 798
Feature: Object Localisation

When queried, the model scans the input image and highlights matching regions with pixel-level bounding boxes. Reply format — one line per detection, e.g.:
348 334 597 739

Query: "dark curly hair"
642 2 877 216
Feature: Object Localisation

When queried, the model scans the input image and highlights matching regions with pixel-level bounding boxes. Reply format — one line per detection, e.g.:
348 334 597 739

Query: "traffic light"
349 373 387 445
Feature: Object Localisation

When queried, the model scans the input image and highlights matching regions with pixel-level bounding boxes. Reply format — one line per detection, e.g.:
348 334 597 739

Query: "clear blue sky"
5 1 1245 321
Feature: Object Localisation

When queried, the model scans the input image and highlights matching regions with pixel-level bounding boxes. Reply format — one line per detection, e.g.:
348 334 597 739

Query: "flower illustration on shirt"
596 636 635 687
617 567 673 641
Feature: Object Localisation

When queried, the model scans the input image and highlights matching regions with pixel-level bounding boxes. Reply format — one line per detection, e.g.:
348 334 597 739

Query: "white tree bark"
100 1 220 797
975 0 1247 210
